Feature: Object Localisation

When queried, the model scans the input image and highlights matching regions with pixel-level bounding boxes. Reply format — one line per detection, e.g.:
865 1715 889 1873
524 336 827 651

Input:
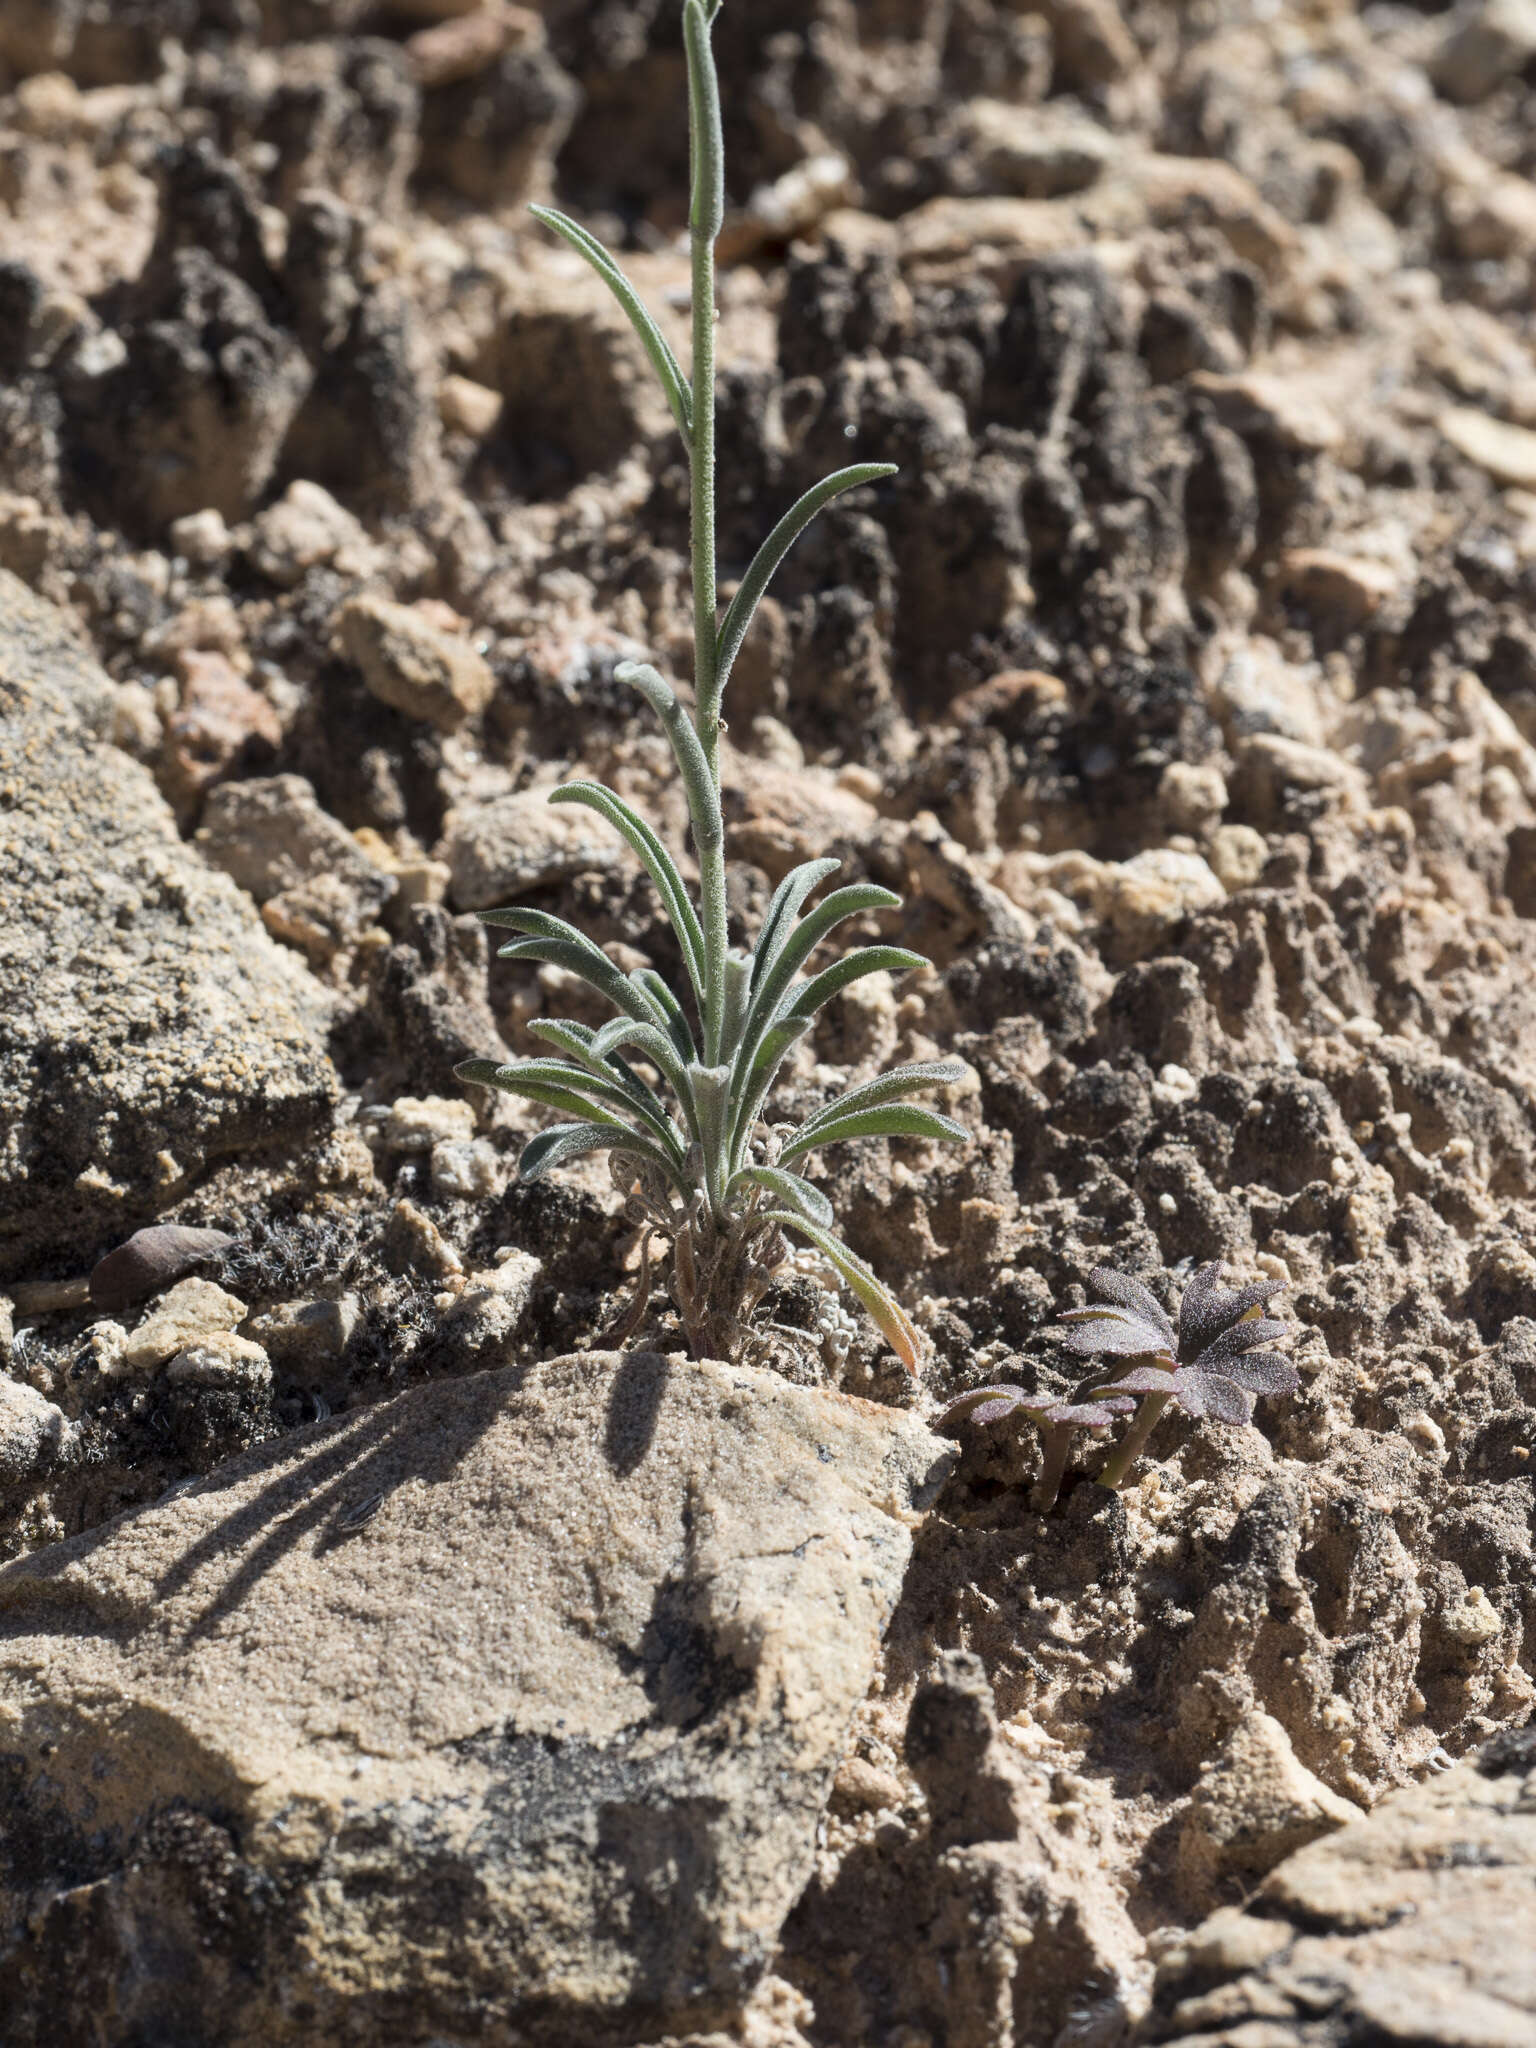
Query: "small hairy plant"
941 1263 1298 1509
938 1381 1138 1514
458 0 966 1368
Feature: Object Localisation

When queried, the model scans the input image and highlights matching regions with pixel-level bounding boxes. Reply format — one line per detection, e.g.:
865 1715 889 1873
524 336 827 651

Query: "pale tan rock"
1231 733 1370 825
1274 548 1398 628
337 593 495 731
1189 370 1342 453
428 1136 502 1199
121 1278 249 1372
167 507 230 567
1439 1586 1502 1647
196 776 396 941
382 1197 463 1278
365 1094 477 1154
1435 0 1536 102
1090 849 1225 954
1145 1733 1536 2046
1133 157 1299 277
950 668 1068 727
246 1295 361 1372
436 372 504 438
1152 1904 1291 1989
1039 0 1138 84
440 786 627 909
1157 761 1228 839
407 3 537 89
439 1248 541 1348
723 758 880 883
248 480 373 588
831 1756 908 1816
1209 823 1269 894
352 827 452 906
956 100 1114 198
895 195 1086 281
1441 405 1536 490
0 1353 953 2046
0 1378 70 1482
164 1331 272 1389
1445 163 1536 263
0 570 337 1281
1177 1710 1361 1906
909 816 1034 947
160 648 282 811
719 153 855 261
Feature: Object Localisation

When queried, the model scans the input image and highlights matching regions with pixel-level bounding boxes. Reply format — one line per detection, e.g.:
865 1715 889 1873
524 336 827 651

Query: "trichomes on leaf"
458 0 967 1368
940 1263 1299 1509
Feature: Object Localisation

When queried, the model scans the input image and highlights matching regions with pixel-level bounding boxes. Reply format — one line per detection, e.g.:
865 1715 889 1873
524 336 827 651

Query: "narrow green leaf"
526 1019 679 1136
477 906 663 1023
749 857 841 994
690 1062 733 1215
519 1120 679 1188
728 890 903 1159
683 0 725 244
779 1104 968 1165
727 1013 814 1166
548 781 706 1001
717 950 753 1061
716 464 898 700
792 1059 969 1142
590 1018 702 1134
455 1057 684 1158
491 935 662 1029
784 945 927 1023
524 1017 598 1057
528 205 692 439
615 662 722 859
763 1211 922 1374
745 883 901 1043
631 967 699 1064
730 1165 833 1228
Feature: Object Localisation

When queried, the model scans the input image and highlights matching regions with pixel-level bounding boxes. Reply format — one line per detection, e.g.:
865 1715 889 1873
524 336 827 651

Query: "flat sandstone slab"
0 567 336 1278
1143 1728 1536 2046
0 1350 954 2046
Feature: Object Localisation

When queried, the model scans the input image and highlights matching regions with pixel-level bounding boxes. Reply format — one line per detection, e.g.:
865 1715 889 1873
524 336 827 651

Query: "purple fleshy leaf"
1087 1266 1177 1348
1048 1400 1125 1427
1190 1318 1289 1369
939 1383 1026 1425
967 1396 1032 1427
1216 1352 1300 1395
1058 1306 1146 1326
1092 1364 1177 1395
1174 1369 1256 1424
938 1384 1058 1432
1061 1316 1174 1358
1179 1265 1285 1359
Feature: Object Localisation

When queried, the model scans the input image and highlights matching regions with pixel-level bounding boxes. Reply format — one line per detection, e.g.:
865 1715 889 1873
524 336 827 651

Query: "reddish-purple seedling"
940 1262 1300 1511
1062 1261 1298 1489
937 1382 1136 1512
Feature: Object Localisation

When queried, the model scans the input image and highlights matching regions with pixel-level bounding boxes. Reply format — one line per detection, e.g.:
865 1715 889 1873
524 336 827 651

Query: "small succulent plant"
938 1381 1138 1513
940 1263 1299 1510
457 0 967 1368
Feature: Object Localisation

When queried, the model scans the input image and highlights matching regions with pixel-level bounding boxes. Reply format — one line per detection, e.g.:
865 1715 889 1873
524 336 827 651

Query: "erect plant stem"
682 0 728 1061
1028 1423 1076 1513
1096 1389 1172 1490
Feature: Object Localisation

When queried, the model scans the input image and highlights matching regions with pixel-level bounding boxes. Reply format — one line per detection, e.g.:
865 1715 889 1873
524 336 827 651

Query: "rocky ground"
2 0 1536 2043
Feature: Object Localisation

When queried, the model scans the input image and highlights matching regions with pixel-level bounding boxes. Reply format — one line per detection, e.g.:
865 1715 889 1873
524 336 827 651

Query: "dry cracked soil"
1 1 1536 2044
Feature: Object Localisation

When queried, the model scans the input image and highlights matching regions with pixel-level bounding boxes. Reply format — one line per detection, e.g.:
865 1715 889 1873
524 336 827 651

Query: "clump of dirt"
3 1 1536 2042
